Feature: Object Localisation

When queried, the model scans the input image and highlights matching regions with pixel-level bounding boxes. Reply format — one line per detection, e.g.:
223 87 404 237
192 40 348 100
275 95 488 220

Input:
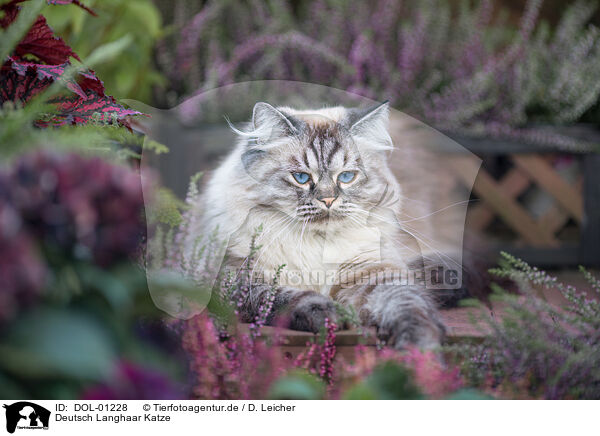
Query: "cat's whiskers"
337 203 370 226
342 214 439 268
297 216 309 252
356 184 401 211
341 211 369 228
392 221 463 270
397 199 476 223
342 204 461 269
255 212 295 244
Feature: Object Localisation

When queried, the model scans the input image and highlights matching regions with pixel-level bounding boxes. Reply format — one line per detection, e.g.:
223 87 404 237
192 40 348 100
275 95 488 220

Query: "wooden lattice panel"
448 154 584 248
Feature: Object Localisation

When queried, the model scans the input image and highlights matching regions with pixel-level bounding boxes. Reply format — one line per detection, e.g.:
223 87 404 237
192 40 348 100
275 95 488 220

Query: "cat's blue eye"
292 172 310 184
338 171 356 184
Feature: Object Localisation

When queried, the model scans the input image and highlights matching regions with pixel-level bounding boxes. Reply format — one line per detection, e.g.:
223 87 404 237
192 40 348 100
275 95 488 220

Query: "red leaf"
1 59 142 128
78 69 106 96
2 58 87 100
14 15 81 64
0 62 53 103
0 1 20 28
40 90 143 129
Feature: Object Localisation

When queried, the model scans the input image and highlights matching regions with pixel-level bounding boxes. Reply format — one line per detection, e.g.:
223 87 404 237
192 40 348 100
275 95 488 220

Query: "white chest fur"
227 214 388 295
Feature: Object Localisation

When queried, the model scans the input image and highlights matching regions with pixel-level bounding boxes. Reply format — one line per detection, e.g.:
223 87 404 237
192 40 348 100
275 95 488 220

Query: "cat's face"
234 102 399 226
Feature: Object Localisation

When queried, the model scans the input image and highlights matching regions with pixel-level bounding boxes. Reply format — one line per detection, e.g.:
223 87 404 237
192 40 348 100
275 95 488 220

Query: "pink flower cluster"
182 312 464 399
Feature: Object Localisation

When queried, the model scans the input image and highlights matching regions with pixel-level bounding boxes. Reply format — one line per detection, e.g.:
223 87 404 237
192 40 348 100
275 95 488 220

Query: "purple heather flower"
162 0 600 150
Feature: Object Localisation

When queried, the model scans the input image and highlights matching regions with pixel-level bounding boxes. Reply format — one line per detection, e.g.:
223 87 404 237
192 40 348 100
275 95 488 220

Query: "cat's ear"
345 101 393 151
227 102 303 149
252 102 303 134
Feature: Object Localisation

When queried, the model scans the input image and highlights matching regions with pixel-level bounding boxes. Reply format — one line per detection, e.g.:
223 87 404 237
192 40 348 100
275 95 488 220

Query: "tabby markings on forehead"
303 125 345 170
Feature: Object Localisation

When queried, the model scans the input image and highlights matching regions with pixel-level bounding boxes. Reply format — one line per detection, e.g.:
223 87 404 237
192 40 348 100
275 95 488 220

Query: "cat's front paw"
377 313 445 350
289 293 338 333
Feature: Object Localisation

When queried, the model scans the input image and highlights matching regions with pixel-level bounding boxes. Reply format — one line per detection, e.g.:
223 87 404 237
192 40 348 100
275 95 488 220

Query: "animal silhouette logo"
3 402 50 434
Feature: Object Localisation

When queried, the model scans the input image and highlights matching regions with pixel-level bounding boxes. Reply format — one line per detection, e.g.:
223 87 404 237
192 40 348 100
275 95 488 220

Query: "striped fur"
191 102 445 349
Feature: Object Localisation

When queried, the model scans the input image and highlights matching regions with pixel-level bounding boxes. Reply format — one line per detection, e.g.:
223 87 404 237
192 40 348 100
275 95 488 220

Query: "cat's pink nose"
318 197 337 208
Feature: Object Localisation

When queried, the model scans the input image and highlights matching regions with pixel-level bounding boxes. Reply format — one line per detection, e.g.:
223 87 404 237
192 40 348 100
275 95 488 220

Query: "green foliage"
0 99 167 162
445 389 494 400
343 361 423 400
146 270 212 318
151 187 186 228
0 307 117 381
268 370 326 400
0 13 166 161
43 0 165 102
0 260 186 399
332 300 360 329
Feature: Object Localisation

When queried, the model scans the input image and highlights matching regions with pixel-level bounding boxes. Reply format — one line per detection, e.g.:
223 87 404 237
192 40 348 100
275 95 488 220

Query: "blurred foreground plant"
0 150 187 399
0 0 185 400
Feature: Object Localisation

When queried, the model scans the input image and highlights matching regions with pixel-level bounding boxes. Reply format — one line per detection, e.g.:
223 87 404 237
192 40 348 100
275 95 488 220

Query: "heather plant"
338 345 463 399
292 317 338 385
180 309 467 399
178 245 600 400
181 313 290 399
158 0 600 150
447 252 600 399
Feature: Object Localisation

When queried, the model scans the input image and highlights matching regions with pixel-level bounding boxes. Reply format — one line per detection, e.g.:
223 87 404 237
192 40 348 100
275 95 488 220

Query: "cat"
191 101 446 349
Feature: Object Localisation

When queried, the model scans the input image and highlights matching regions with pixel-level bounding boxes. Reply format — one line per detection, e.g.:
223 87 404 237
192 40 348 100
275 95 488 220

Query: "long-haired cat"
192 101 446 349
